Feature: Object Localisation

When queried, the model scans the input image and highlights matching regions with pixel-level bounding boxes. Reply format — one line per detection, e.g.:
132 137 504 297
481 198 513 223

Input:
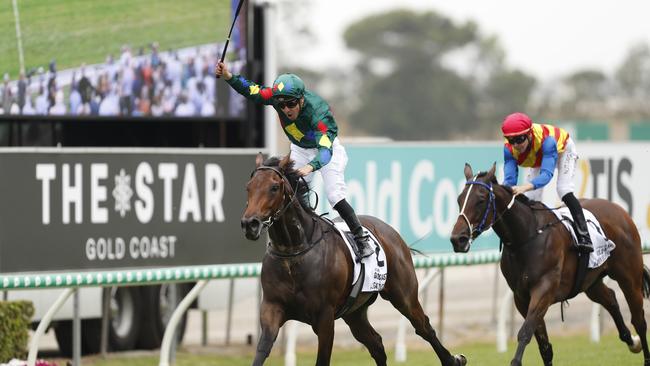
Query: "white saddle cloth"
333 221 388 292
552 207 616 268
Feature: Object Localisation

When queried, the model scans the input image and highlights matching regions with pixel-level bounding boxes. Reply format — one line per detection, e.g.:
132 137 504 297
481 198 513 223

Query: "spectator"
17 72 27 113
99 86 119 116
1 73 11 114
49 90 67 115
133 85 151 116
69 75 82 116
22 93 35 115
34 85 48 115
175 92 194 116
150 93 163 117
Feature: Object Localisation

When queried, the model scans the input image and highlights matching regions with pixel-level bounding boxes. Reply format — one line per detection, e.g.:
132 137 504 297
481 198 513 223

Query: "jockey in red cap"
501 112 593 254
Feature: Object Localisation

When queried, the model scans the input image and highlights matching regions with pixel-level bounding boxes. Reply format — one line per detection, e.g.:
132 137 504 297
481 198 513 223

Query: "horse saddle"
330 220 386 318
331 221 387 292
552 207 617 300
553 207 616 268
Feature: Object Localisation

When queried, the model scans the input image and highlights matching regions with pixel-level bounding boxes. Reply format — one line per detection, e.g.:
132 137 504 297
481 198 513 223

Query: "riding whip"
217 0 246 78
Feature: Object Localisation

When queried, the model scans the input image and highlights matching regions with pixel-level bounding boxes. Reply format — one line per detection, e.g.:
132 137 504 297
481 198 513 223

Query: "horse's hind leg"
343 307 387 366
616 273 650 364
384 287 465 366
585 280 636 347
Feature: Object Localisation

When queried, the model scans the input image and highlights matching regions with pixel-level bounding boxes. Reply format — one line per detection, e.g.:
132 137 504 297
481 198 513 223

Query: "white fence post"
284 321 298 366
496 290 514 353
27 288 76 366
159 280 209 366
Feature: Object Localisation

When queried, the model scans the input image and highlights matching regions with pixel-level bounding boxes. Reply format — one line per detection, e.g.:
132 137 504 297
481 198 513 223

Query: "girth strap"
335 264 365 319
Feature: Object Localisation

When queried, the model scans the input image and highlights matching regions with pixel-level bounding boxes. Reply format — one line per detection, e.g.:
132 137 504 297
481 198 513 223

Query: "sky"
291 0 650 80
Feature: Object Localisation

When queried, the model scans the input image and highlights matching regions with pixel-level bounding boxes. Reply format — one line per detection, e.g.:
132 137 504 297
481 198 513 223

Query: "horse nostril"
450 233 469 247
241 217 261 231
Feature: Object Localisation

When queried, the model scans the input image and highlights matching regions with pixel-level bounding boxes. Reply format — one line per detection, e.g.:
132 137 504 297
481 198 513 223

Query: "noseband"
250 166 297 228
457 176 516 245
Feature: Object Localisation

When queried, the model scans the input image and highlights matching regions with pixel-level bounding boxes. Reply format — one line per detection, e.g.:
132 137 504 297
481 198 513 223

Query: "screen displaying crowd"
0 43 247 119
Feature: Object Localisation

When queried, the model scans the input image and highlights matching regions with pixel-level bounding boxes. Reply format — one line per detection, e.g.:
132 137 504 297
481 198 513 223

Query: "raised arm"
216 61 274 106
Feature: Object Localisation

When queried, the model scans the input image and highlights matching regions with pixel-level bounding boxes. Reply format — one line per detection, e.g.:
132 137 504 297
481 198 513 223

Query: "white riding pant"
524 137 578 201
289 138 348 207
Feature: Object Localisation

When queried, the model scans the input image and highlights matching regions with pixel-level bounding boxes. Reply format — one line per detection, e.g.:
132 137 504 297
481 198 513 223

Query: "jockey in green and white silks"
216 62 374 259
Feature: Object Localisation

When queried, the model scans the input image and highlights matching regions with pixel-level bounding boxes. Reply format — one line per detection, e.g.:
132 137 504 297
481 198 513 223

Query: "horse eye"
270 184 280 193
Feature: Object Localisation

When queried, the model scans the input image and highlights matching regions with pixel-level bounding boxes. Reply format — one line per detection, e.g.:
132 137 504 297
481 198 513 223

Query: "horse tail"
642 265 650 299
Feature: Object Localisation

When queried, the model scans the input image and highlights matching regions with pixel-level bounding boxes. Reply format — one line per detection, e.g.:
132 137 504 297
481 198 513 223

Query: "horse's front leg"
513 293 553 366
252 301 286 366
511 280 556 366
312 307 336 366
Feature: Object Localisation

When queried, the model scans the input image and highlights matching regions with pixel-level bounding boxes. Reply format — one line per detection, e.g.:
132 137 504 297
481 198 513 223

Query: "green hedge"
0 301 35 363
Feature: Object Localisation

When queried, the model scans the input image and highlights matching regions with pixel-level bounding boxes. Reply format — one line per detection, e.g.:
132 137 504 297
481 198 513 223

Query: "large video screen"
0 0 248 119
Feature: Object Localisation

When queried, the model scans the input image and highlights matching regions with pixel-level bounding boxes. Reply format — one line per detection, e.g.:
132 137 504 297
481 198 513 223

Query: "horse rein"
251 166 298 228
458 175 516 245
251 165 330 258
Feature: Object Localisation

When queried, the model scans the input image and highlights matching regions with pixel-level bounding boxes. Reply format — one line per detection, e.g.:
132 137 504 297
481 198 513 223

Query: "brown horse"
450 163 650 366
241 154 466 366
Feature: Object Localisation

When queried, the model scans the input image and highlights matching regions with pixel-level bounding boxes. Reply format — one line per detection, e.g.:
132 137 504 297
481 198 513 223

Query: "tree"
560 69 610 119
342 9 535 140
615 42 650 117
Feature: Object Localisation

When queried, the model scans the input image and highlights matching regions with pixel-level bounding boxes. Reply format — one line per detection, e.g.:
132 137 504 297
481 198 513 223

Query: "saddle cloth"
552 207 616 268
332 221 387 292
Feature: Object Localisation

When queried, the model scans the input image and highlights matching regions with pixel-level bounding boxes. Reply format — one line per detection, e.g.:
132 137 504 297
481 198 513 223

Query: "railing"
3 243 648 366
1 264 261 366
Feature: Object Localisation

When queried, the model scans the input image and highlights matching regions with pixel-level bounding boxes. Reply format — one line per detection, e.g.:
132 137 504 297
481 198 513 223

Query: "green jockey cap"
272 73 305 100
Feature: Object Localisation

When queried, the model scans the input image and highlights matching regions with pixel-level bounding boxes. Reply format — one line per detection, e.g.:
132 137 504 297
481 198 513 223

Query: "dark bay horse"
241 154 466 366
450 163 650 366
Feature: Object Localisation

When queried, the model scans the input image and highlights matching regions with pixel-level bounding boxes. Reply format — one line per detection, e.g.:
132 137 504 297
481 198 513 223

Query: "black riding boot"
562 193 594 254
333 199 374 259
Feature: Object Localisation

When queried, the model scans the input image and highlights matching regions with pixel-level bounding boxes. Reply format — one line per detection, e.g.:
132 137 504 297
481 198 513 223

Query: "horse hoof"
454 354 467 365
629 334 642 353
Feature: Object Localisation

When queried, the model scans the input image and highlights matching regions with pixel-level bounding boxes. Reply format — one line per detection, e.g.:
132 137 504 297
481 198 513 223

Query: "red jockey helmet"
501 112 533 137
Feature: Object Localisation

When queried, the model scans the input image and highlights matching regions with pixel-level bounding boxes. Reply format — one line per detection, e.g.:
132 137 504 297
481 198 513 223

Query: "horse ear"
464 163 473 181
255 152 264 168
486 162 497 182
279 154 292 171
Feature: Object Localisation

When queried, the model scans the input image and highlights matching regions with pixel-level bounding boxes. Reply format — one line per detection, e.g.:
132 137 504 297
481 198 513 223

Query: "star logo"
112 169 133 218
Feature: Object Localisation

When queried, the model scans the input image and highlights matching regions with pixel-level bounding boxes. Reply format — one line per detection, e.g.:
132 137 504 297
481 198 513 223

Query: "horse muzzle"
241 216 263 240
450 233 471 253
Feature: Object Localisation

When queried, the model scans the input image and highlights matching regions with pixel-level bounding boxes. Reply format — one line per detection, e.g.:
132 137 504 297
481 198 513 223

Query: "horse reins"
458 175 516 245
251 166 298 228
251 165 329 258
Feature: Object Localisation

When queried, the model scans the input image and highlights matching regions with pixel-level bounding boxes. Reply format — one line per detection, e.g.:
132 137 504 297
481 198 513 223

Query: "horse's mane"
473 171 548 211
262 157 315 213
501 184 549 210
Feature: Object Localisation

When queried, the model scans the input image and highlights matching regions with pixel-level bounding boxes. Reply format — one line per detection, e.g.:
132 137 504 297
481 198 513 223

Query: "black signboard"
0 148 265 273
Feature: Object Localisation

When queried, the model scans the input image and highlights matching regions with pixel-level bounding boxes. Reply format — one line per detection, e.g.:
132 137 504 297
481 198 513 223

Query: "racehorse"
241 154 466 366
450 163 650 366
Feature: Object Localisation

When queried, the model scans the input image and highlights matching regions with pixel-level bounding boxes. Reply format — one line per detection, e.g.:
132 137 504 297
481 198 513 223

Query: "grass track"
0 0 230 78
52 332 641 365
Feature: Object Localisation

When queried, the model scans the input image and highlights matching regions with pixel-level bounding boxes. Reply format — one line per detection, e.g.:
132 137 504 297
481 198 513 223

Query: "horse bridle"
250 166 297 228
458 175 516 245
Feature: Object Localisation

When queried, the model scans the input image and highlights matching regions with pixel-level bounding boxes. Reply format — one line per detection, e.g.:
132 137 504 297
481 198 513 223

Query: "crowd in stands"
0 43 246 118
